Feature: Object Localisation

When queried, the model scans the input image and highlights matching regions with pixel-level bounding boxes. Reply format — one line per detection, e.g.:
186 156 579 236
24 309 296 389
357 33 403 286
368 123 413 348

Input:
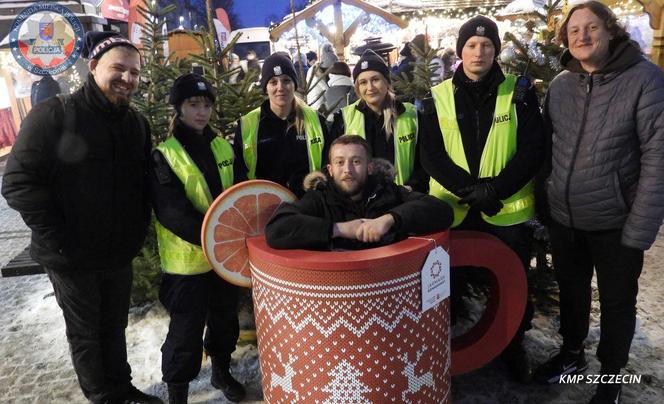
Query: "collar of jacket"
355 98 406 116
328 74 353 87
83 73 130 117
260 98 296 123
560 39 643 81
173 119 216 144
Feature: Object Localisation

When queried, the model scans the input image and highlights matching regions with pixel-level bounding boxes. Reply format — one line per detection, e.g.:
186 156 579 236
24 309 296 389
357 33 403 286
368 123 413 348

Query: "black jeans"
46 265 133 403
160 270 240 384
549 221 643 371
455 212 534 344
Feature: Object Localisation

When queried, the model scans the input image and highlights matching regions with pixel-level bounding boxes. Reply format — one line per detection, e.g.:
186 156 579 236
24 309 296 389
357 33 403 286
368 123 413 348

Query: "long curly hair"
557 0 629 48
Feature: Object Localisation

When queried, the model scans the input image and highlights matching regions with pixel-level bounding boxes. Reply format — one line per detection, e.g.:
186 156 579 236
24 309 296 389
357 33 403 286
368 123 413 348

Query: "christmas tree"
185 19 265 137
499 0 565 94
320 360 372 404
498 1 564 305
391 40 441 111
132 0 180 145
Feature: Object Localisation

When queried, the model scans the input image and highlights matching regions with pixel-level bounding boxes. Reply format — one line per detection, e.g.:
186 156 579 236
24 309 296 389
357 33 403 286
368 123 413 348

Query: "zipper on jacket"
563 74 593 231
475 109 481 176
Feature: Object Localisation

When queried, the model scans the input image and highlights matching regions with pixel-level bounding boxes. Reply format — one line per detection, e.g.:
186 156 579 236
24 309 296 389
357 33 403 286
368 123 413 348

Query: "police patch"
197 81 206 90
361 61 368 69
476 26 486 36
153 153 172 185
274 66 282 75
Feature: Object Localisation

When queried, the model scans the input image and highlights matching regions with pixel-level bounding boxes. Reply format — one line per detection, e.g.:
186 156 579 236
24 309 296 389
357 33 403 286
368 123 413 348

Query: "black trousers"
549 221 643 371
160 270 240 384
455 212 534 344
46 265 133 404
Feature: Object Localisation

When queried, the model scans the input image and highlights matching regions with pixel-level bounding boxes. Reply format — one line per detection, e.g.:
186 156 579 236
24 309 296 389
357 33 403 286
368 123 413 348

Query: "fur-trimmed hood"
303 158 396 191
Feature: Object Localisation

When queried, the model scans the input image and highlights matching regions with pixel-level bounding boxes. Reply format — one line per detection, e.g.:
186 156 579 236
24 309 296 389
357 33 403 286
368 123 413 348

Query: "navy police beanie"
260 52 298 91
456 15 501 57
352 49 390 83
169 73 216 108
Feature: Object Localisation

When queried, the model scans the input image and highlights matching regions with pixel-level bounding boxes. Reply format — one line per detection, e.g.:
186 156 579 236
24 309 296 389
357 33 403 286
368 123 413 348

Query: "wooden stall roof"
370 0 514 13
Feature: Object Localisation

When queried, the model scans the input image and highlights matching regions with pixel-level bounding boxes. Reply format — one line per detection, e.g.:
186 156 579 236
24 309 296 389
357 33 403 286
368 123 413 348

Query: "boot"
119 385 164 403
501 340 533 383
589 383 621 404
167 383 188 404
210 357 246 402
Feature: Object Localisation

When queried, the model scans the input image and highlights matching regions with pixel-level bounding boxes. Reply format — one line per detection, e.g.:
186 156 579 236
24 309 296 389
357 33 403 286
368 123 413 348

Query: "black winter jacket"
233 100 330 198
2 75 151 271
419 62 544 200
149 121 245 246
543 40 664 250
330 100 430 193
265 172 453 250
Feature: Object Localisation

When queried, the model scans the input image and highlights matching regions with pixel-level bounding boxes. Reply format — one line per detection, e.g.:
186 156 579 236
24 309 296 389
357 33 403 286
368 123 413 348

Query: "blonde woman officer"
233 52 330 197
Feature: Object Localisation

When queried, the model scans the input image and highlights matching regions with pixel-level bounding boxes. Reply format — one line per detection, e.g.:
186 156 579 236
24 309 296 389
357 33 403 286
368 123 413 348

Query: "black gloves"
457 181 503 216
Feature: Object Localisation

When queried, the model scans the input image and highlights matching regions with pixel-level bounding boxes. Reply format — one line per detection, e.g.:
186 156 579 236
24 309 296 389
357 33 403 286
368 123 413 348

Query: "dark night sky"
232 0 293 28
161 0 307 31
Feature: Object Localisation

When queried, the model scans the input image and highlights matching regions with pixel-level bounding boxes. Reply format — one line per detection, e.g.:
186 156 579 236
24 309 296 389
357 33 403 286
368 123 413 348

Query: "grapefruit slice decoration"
202 180 296 287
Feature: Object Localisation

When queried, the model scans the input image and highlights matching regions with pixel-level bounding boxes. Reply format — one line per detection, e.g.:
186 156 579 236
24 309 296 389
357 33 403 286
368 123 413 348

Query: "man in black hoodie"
419 15 545 383
534 3 664 402
265 135 453 251
2 32 159 403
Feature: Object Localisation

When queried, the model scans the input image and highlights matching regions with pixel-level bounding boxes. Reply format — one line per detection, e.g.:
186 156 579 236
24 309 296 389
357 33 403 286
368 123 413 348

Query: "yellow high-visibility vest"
155 135 234 275
341 101 418 185
240 105 324 179
429 74 535 227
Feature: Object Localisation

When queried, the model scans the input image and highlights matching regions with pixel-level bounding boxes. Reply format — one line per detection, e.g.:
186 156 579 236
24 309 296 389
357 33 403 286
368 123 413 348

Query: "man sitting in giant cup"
265 135 453 250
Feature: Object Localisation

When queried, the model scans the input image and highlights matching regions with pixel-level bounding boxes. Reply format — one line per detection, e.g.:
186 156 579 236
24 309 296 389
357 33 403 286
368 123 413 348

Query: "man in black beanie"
2 31 160 403
419 15 545 383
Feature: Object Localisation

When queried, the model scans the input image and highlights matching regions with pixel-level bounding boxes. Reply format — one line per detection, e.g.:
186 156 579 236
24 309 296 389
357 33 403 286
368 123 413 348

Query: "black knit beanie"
260 52 298 91
456 15 501 57
352 49 390 83
82 31 139 60
169 73 216 109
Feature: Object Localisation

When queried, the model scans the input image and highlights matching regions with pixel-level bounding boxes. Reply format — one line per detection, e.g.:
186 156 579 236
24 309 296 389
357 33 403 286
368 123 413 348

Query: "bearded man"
265 135 453 250
2 32 159 403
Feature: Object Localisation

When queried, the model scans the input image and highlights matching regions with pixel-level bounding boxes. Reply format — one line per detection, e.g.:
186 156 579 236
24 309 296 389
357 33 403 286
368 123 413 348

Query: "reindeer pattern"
399 346 435 403
270 348 300 401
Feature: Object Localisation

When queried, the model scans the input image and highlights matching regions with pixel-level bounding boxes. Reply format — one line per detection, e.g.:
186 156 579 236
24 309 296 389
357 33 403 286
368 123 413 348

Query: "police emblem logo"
361 61 368 69
197 82 206 90
476 26 486 36
273 66 283 76
9 2 84 76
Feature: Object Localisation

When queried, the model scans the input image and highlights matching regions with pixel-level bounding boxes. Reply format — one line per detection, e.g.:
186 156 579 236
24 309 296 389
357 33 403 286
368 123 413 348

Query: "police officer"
330 49 428 193
149 74 246 403
419 15 545 382
233 52 330 197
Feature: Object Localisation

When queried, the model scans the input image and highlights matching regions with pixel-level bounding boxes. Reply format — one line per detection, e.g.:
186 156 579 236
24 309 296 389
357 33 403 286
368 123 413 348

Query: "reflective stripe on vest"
155 135 234 275
341 101 418 186
429 75 535 227
240 105 324 179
